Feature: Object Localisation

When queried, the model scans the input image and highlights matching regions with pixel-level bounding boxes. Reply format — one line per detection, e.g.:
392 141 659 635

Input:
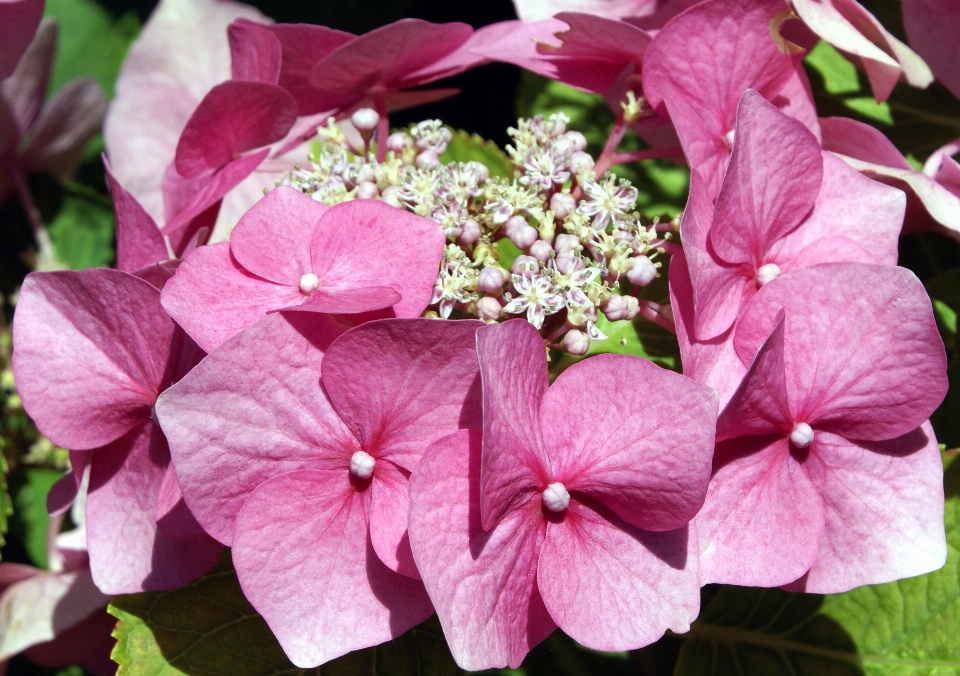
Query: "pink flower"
11 268 223 594
903 0 960 101
696 263 948 592
155 314 484 666
512 0 660 22
683 90 903 342
0 0 43 79
160 186 445 352
407 319 717 670
642 0 820 197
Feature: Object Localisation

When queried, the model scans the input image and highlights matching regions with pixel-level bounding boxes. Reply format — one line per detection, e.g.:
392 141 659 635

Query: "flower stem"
372 93 389 163
637 299 676 334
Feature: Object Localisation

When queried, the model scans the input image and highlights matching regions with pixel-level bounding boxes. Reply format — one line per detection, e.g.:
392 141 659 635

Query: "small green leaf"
804 41 860 95
842 97 894 125
47 195 115 270
674 455 960 675
109 550 465 676
440 129 513 179
9 467 61 568
495 238 523 273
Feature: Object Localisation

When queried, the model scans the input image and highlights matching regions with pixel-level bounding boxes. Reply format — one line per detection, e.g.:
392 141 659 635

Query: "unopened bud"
756 263 781 287
563 330 590 356
512 255 539 277
356 181 379 199
505 214 527 237
790 422 814 449
569 151 595 175
381 186 403 208
458 218 482 246
478 266 507 293
351 108 380 132
555 234 581 252
555 251 585 275
564 131 587 152
475 296 502 322
627 256 658 286
299 273 320 294
601 294 639 322
350 450 376 479
529 239 553 261
510 224 539 250
550 192 576 220
386 132 412 153
416 150 440 170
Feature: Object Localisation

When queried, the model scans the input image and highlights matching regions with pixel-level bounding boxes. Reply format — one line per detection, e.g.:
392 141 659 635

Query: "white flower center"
299 273 320 294
756 263 781 287
349 451 376 479
542 482 570 512
790 422 814 449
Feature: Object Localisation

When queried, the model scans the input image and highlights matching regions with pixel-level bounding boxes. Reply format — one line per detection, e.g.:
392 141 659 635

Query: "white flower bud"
351 108 380 132
299 273 320 294
381 186 403 208
790 422 814 449
511 255 539 277
756 263 781 287
386 132 413 153
554 234 581 252
416 150 440 170
563 330 590 356
542 482 571 512
478 266 507 293
601 294 639 322
510 224 539 250
555 251 584 275
627 256 658 286
550 192 577 220
569 150 595 175
475 296 503 322
529 239 553 261
564 131 587 151
350 450 376 479
355 181 379 199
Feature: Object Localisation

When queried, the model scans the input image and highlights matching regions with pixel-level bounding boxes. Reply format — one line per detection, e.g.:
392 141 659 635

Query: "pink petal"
85 423 222 593
309 200 445 319
735 263 948 441
696 437 824 586
228 185 327 285
369 460 419 578
233 469 433 668
0 0 44 80
160 241 302 353
538 353 716 531
797 422 947 593
105 163 168 272
820 115 912 169
155 312 353 545
710 90 822 266
408 430 555 671
174 81 297 178
154 463 208 540
903 0 960 101
287 286 402 315
47 450 91 517
2 18 55 138
321 318 483 471
22 608 116 676
228 19 281 83
538 501 699 650
476 320 552 530
12 270 173 450
513 0 660 22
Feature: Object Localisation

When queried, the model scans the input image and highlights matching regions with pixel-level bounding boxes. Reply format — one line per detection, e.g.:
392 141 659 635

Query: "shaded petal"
538 501 698 651
903 0 960 101
735 263 948 440
47 450 91 517
154 463 208 540
85 423 222 593
513 0 660 22
233 469 433 668
798 423 946 593
105 162 168 273
408 431 554 671
476 321 552 531
369 460 418 578
697 437 824 587
156 312 353 545
0 0 44 79
1 18 55 137
228 18 281 83
12 270 172 450
289 286 401 315
321 318 483 471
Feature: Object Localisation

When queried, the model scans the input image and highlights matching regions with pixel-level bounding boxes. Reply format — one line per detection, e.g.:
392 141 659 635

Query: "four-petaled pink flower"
161 185 445 352
696 263 948 591
408 319 717 670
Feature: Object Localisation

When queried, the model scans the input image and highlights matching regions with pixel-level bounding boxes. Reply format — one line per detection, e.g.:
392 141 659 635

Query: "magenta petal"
0 0 44 79
710 90 822 266
47 451 91 517
174 81 297 179
229 185 328 285
820 116 912 169
105 163 168 272
154 463 208 541
288 286 402 315
3 19 55 137
697 438 824 587
156 312 353 545
408 431 555 671
263 22 355 114
476 320 552 530
538 502 698 651
228 19 281 83
85 423 221 594
370 461 419 578
735 263 948 441
538 354 716 532
160 242 303 353
233 469 433 668
12 270 173 450
903 0 960 101
799 423 946 593
321 318 482 471
310 200 445 319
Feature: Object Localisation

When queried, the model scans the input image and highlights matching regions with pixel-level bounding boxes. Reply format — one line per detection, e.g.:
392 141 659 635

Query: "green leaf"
674 454 960 675
8 467 61 568
109 549 465 676
804 40 860 95
44 0 140 100
440 129 514 179
495 238 523 273
47 194 115 270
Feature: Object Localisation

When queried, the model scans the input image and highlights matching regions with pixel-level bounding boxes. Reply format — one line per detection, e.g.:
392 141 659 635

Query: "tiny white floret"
542 482 570 512
756 263 781 287
790 422 814 449
350 450 376 479
299 272 320 294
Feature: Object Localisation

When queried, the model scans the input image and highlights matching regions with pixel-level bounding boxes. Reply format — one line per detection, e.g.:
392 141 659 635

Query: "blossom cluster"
2 0 957 670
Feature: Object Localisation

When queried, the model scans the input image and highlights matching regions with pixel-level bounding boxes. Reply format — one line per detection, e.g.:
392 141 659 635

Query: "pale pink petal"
309 200 445 319
735 263 948 441
0 0 44 80
22 608 116 676
538 353 716 531
233 469 433 668
798 422 947 593
105 163 168 273
155 312 353 545
160 242 303 353
476 320 552 530
513 0 659 22
538 501 698 650
229 185 327 285
288 286 401 315
85 423 222 593
710 90 822 266
12 270 173 450
1 18 55 137
697 437 824 586
903 0 960 101
228 19 281 83
466 19 569 85
321 318 483 471
369 460 418 578
408 431 555 671
47 451 91 517
154 463 208 540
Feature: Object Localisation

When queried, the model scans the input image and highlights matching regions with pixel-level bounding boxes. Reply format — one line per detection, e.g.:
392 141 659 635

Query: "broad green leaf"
440 129 514 179
44 0 140 99
47 194 115 270
109 549 465 676
674 454 960 675
8 467 61 568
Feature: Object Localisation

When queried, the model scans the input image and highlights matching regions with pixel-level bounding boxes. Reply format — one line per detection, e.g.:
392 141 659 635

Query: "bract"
0 0 43 79
903 0 960 101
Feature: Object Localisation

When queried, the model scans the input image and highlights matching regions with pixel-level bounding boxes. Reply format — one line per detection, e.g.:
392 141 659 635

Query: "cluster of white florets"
283 111 674 354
